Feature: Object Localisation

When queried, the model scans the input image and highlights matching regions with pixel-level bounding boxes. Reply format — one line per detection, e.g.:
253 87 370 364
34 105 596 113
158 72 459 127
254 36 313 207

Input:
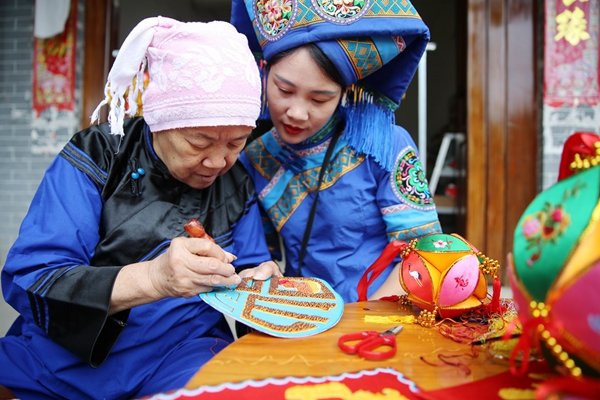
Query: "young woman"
233 0 442 302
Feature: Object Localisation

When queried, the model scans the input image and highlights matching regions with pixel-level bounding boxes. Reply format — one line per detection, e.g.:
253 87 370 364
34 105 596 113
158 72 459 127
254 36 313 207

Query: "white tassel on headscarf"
90 16 175 136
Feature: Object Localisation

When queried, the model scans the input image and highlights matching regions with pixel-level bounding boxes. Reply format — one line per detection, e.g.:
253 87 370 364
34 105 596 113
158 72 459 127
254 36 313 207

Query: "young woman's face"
266 47 343 144
153 126 251 189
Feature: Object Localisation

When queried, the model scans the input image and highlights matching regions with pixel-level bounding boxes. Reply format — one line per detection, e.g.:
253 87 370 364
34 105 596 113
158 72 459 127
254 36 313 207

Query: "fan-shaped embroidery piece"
200 276 344 338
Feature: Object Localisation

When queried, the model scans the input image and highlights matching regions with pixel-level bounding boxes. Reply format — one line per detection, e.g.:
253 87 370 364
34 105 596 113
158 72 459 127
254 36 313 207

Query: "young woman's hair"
268 43 345 88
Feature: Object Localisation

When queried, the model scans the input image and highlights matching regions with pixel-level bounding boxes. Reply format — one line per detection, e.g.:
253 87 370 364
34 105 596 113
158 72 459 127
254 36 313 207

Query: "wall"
541 0 600 188
0 0 39 335
0 0 84 336
118 0 230 43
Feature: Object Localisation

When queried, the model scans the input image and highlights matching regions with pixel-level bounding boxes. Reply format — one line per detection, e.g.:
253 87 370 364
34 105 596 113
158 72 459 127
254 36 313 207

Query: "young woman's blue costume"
233 0 442 302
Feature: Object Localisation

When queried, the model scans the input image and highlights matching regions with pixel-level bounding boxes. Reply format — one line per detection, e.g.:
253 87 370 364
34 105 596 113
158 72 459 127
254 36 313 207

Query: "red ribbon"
357 241 408 301
486 275 502 314
509 316 544 375
536 376 600 400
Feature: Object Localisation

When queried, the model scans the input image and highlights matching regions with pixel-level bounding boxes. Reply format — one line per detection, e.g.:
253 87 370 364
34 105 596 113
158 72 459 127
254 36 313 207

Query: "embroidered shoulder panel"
390 146 435 210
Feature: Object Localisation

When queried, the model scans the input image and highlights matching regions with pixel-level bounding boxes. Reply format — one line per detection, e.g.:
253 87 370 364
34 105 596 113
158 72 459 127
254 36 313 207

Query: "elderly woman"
0 17 279 399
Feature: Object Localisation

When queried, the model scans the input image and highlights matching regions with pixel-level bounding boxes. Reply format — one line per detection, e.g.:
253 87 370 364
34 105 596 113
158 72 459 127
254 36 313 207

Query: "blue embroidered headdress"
231 0 430 171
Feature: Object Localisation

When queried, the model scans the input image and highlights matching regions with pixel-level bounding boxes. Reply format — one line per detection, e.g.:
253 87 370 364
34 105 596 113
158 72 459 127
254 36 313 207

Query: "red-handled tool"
338 325 403 361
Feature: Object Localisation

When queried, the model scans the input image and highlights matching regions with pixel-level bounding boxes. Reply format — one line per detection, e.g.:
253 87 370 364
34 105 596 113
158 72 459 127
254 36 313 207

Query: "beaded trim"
570 140 600 173
530 301 583 377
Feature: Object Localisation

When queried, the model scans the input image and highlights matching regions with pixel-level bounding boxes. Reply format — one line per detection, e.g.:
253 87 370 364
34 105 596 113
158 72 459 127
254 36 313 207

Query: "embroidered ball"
397 233 500 320
509 165 600 377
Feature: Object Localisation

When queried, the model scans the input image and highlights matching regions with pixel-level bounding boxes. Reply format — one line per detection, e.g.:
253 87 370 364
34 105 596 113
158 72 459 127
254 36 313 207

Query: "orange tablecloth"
186 300 514 391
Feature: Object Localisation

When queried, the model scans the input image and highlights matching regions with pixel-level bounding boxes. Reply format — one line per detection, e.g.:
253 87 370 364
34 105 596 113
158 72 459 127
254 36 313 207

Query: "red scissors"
337 325 403 361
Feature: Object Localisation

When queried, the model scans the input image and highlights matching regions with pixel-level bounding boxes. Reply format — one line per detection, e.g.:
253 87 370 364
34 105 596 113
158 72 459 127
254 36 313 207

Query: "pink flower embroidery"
334 0 355 14
280 0 292 15
265 0 282 24
433 240 449 249
519 180 584 268
522 215 542 239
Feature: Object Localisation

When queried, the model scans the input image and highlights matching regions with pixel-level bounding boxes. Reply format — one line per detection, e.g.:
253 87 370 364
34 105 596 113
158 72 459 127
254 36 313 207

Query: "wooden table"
187 301 512 391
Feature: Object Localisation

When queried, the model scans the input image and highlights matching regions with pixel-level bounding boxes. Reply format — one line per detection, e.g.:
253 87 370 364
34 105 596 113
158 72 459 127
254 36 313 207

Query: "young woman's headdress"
231 0 430 171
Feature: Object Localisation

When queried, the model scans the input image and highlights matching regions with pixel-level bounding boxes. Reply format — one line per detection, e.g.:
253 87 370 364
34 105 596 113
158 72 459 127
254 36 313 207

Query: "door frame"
466 0 540 267
81 0 117 129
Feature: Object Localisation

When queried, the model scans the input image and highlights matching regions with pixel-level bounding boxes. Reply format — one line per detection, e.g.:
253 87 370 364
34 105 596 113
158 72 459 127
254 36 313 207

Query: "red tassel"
357 241 407 301
509 317 543 375
488 276 501 314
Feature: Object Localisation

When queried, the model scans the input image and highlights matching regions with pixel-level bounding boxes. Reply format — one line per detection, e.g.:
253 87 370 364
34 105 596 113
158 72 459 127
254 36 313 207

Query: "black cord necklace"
297 127 343 276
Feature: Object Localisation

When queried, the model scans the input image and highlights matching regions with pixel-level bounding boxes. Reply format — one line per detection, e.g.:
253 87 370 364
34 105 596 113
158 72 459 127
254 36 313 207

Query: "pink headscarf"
91 17 261 136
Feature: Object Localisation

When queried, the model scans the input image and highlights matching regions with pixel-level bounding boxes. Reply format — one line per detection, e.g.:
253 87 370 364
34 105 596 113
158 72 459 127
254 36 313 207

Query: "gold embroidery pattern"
246 138 364 230
245 139 281 182
388 221 442 241
237 278 340 333
339 38 383 80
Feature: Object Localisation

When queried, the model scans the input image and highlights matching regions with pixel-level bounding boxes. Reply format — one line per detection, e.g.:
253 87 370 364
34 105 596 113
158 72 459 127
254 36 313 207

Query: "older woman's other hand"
238 261 283 281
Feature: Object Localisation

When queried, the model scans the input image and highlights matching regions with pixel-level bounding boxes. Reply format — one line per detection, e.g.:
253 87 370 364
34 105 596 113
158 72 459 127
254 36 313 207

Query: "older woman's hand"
110 243 281 314
238 261 283 281
148 237 241 298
